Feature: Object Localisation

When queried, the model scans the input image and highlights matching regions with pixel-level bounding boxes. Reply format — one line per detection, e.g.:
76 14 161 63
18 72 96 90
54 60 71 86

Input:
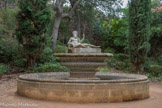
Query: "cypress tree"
128 0 151 73
16 0 51 67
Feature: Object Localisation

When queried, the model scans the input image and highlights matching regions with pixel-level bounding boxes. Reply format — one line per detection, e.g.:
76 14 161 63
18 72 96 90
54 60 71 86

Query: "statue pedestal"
67 47 101 53
54 53 113 78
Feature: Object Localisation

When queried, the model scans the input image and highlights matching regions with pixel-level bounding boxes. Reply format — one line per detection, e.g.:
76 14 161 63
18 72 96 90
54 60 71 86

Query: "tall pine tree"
16 0 51 67
128 0 151 73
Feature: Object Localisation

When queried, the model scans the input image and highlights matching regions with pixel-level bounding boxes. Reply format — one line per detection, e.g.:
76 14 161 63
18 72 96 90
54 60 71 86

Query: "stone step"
58 57 108 62
54 53 113 62
61 62 107 72
61 62 107 67
54 53 113 78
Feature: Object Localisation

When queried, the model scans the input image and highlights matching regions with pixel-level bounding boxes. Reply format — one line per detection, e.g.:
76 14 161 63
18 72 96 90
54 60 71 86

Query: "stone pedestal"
54 53 113 78
67 47 101 53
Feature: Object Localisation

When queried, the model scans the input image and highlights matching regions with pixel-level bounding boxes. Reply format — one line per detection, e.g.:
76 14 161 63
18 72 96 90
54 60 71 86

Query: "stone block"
67 47 101 53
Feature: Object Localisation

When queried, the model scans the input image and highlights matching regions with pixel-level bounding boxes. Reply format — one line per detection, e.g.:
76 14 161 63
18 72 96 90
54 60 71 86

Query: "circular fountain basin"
17 72 149 103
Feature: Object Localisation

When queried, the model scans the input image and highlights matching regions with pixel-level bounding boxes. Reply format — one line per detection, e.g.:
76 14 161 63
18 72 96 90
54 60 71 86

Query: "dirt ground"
0 74 162 108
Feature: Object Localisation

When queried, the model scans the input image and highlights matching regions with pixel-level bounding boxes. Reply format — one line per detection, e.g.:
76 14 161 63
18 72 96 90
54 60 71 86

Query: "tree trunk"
70 0 81 38
132 63 144 74
52 15 62 51
75 11 81 38
52 0 82 51
26 54 36 69
5 0 7 10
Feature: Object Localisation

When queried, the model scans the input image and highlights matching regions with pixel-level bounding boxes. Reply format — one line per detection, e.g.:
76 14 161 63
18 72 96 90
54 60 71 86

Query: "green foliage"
0 35 27 69
100 66 110 72
54 45 67 53
12 53 27 68
105 53 131 70
0 64 11 75
33 47 69 73
151 0 162 8
0 9 18 63
37 47 60 64
57 37 70 46
128 0 151 72
146 64 162 81
0 36 27 69
149 11 162 57
149 65 162 76
33 63 69 73
79 1 96 29
114 53 130 62
103 48 115 54
0 9 17 33
143 58 156 72
146 68 162 81
16 0 51 67
59 19 70 39
114 62 129 70
102 10 128 52
105 57 117 68
93 18 103 36
157 56 162 66
0 35 19 63
143 57 162 81
82 38 90 44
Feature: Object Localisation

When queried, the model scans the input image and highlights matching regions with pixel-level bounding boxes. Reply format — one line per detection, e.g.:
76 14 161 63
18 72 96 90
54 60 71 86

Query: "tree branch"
62 0 82 18
55 0 64 14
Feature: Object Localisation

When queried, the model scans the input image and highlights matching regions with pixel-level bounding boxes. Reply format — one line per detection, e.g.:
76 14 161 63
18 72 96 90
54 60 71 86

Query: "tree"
51 0 82 51
16 0 51 67
149 1 162 57
128 0 151 73
51 0 123 51
0 0 17 10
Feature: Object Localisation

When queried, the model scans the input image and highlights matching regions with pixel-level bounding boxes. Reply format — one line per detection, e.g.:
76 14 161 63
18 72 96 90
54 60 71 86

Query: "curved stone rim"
17 72 149 103
19 72 148 83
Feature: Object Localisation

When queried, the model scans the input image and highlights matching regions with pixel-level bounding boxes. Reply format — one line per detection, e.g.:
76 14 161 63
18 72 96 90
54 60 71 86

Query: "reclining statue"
68 31 100 49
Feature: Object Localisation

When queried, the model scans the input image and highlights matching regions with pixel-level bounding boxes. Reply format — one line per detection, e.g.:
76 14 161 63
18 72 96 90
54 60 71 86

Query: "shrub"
37 47 60 64
105 53 131 71
0 35 19 63
0 64 11 75
114 53 130 62
114 62 128 70
143 58 156 72
33 63 69 73
0 9 18 63
100 66 110 72
157 56 162 66
0 9 17 34
33 47 69 73
105 57 117 68
149 65 162 77
83 38 90 44
103 48 115 54
16 0 51 67
54 45 67 53
12 54 27 68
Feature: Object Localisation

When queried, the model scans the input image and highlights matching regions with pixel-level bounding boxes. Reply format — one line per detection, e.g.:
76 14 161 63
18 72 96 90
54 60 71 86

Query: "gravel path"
0 74 162 108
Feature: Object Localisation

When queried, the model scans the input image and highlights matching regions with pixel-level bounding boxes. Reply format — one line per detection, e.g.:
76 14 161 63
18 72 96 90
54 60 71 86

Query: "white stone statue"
68 31 100 48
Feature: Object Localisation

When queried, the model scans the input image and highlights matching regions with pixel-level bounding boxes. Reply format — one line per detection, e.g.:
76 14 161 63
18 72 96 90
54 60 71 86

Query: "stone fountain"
17 31 149 103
